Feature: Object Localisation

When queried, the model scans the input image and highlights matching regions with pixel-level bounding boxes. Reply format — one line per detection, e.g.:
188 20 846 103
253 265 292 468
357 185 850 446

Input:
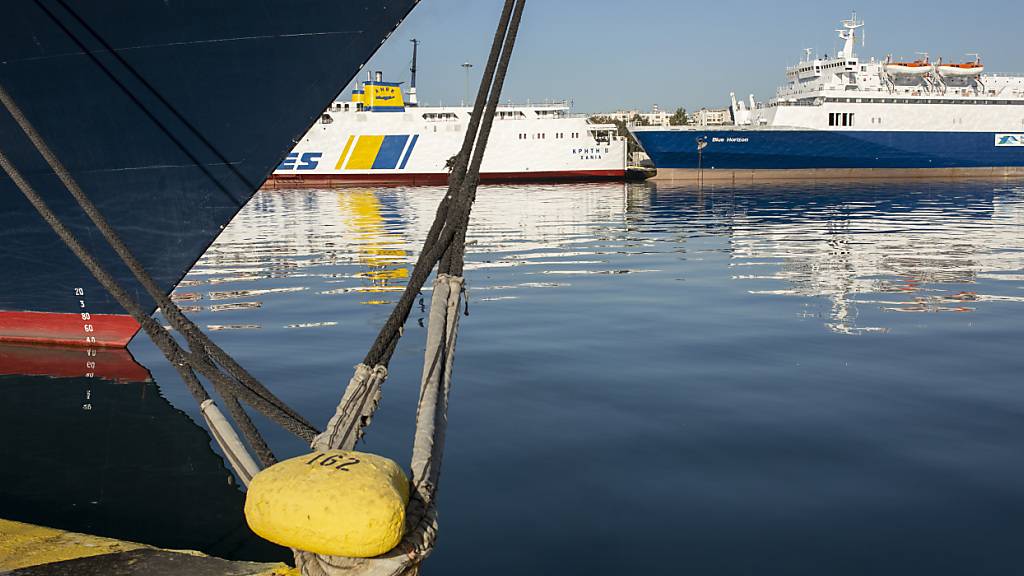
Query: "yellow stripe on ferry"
335 135 355 170
346 136 385 170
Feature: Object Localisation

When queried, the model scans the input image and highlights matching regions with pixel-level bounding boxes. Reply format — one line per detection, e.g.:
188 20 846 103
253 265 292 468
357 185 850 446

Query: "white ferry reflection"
174 182 1024 336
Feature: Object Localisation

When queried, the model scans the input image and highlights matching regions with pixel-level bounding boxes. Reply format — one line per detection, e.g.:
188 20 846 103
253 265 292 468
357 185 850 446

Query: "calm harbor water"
4 180 1024 574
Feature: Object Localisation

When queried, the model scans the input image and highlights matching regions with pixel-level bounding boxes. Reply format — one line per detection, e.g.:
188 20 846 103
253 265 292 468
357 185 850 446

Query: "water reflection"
641 181 1024 334
338 189 409 290
13 180 1021 572
176 181 1024 336
138 180 1024 574
0 343 150 383
0 345 285 561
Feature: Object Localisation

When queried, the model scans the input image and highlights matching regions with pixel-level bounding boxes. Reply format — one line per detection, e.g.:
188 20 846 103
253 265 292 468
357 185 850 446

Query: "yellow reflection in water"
337 189 408 303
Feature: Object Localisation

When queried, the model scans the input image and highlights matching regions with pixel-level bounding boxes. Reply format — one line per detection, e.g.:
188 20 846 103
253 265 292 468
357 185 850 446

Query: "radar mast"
836 12 864 59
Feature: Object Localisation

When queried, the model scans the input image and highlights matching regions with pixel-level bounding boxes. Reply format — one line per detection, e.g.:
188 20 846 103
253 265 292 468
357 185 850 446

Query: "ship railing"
413 99 572 111
768 99 822 107
495 99 571 109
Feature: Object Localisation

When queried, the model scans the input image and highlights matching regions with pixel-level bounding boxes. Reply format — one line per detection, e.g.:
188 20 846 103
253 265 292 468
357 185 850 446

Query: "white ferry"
632 14 1024 179
268 72 626 186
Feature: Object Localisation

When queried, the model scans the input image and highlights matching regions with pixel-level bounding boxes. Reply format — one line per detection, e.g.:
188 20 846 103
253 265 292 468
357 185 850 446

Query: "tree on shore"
669 107 689 125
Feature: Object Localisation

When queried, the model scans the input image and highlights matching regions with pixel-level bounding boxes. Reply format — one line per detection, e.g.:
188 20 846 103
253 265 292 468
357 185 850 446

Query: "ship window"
320 113 334 125
423 112 458 122
344 103 350 111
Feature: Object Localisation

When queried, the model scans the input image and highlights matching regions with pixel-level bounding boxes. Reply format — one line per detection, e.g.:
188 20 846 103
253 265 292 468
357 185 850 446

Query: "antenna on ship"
836 11 864 59
409 38 419 107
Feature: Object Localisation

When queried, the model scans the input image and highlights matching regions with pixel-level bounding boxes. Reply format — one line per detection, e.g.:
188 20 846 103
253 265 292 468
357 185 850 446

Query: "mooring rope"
439 0 525 278
301 2 526 574
361 0 519 370
0 147 203 400
312 0 523 454
0 140 316 442
0 82 316 449
2 0 525 568
0 112 280 472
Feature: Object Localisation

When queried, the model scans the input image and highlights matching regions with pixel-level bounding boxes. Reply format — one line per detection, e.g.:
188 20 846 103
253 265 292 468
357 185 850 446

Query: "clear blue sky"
359 0 1024 113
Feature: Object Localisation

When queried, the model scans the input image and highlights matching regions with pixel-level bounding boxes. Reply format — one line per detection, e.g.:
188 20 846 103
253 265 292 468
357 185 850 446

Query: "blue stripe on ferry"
399 134 419 169
372 135 410 169
633 130 1024 170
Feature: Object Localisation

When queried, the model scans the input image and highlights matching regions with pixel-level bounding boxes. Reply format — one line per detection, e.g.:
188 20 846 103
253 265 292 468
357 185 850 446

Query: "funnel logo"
995 134 1024 147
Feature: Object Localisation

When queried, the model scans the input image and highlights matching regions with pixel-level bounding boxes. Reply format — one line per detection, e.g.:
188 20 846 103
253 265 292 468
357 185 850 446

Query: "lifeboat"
936 61 984 77
884 60 934 76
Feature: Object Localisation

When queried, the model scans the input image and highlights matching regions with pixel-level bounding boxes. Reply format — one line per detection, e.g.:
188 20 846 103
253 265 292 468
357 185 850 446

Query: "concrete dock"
0 519 295 576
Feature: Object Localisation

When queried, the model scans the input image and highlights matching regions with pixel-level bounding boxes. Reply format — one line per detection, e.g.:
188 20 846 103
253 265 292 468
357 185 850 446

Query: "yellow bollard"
244 450 409 558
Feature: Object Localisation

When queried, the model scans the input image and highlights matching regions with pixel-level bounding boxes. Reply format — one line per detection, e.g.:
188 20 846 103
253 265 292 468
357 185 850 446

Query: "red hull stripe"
0 311 141 348
266 169 626 187
0 342 152 383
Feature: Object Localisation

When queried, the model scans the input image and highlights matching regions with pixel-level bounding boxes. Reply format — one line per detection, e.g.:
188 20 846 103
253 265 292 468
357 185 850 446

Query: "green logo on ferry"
995 134 1024 146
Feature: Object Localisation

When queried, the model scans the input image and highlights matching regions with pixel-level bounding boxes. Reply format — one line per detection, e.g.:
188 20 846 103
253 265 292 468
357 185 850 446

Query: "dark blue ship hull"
0 0 418 346
633 129 1024 170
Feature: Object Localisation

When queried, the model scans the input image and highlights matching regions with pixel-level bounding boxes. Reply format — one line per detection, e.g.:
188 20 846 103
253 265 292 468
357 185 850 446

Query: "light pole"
461 61 473 106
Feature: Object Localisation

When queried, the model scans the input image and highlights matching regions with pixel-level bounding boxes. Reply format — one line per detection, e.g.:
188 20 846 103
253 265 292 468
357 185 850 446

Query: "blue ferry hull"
633 129 1024 171
0 0 418 346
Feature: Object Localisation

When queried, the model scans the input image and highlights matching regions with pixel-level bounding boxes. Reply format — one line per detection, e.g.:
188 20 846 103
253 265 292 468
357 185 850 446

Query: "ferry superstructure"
268 73 627 186
632 14 1024 179
0 0 418 347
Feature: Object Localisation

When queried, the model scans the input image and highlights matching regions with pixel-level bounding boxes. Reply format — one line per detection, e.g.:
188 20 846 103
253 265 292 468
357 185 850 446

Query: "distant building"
689 107 732 126
593 105 673 126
